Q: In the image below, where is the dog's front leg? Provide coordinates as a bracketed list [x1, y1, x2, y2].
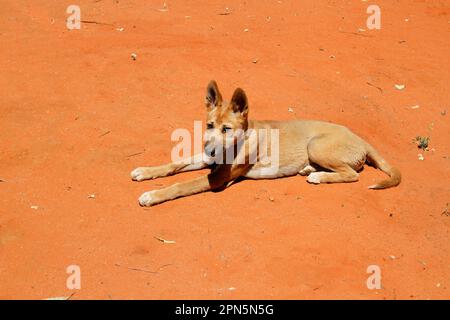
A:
[138, 175, 213, 207]
[131, 153, 209, 181]
[138, 164, 249, 207]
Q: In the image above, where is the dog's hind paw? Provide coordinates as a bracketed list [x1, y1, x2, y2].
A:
[299, 165, 317, 176]
[307, 172, 321, 184]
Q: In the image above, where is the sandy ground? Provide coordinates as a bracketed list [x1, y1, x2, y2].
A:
[0, 0, 449, 300]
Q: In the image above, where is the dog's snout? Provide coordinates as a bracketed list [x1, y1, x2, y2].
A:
[204, 142, 215, 157]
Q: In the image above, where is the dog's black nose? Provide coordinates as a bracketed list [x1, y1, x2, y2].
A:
[204, 142, 215, 157]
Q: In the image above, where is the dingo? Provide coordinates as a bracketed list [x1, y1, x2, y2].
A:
[131, 81, 401, 207]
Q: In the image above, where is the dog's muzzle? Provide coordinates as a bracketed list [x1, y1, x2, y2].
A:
[204, 142, 216, 157]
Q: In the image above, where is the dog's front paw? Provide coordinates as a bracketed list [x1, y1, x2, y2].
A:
[307, 172, 321, 184]
[131, 167, 154, 181]
[139, 191, 162, 207]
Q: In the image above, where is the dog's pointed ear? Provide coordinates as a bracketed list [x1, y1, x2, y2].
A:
[230, 88, 248, 115]
[205, 80, 223, 109]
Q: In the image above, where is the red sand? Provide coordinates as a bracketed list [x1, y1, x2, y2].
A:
[0, 0, 449, 299]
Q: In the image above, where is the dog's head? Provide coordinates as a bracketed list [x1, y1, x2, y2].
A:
[203, 80, 249, 158]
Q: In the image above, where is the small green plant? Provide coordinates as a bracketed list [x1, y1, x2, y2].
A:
[415, 136, 430, 150]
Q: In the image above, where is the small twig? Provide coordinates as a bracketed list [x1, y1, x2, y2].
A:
[99, 130, 111, 137]
[126, 151, 145, 158]
[66, 292, 76, 300]
[114, 263, 158, 274]
[81, 20, 114, 26]
[154, 236, 176, 244]
[339, 30, 374, 38]
[366, 82, 383, 93]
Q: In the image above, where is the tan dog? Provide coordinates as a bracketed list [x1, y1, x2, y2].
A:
[131, 81, 401, 207]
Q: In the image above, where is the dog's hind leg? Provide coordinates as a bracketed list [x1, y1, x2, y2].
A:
[131, 153, 209, 181]
[305, 135, 364, 185]
[306, 166, 359, 184]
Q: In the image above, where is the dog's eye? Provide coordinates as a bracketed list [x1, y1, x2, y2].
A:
[207, 123, 214, 129]
[222, 126, 232, 134]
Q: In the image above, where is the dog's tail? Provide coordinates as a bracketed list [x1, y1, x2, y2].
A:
[365, 143, 401, 190]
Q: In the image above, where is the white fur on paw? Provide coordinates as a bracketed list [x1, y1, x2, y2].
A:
[139, 191, 157, 207]
[131, 168, 149, 181]
[307, 172, 321, 184]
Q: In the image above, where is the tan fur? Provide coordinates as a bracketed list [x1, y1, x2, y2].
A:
[132, 81, 401, 207]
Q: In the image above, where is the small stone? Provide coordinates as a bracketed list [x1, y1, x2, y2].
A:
[30, 205, 39, 210]
[395, 84, 406, 90]
[131, 53, 137, 61]
[269, 197, 275, 202]
[418, 154, 424, 161]
[158, 2, 169, 12]
[88, 194, 96, 199]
